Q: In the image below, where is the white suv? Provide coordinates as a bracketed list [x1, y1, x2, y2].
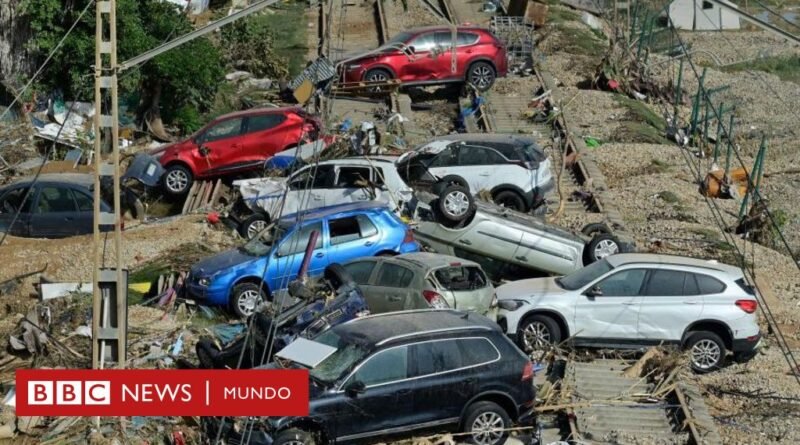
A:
[231, 157, 413, 239]
[396, 134, 554, 213]
[496, 253, 761, 372]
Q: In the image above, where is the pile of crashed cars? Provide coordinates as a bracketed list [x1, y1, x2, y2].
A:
[171, 134, 760, 444]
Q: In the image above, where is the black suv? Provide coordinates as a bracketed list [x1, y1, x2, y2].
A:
[207, 310, 536, 445]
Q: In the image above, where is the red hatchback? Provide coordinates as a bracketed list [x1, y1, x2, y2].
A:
[341, 25, 508, 91]
[152, 107, 320, 195]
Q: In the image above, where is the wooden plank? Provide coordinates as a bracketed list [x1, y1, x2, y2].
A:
[209, 179, 224, 207]
[181, 181, 200, 215]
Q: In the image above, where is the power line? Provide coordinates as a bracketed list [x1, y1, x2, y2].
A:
[749, 0, 800, 32]
[0, 0, 95, 122]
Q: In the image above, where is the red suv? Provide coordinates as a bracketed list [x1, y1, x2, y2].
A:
[152, 107, 320, 195]
[341, 25, 508, 91]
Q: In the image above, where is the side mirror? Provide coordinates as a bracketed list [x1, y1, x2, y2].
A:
[585, 286, 603, 298]
[407, 45, 416, 55]
[344, 380, 365, 397]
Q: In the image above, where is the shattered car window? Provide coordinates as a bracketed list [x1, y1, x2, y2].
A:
[0, 187, 33, 214]
[434, 266, 487, 291]
[557, 258, 613, 290]
[309, 330, 370, 384]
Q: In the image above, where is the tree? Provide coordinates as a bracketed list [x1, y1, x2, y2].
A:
[20, 0, 224, 133]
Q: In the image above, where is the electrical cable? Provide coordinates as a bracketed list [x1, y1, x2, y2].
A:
[0, 0, 95, 122]
[750, 0, 800, 32]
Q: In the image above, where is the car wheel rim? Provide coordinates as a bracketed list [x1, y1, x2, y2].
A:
[470, 66, 493, 89]
[522, 321, 551, 351]
[691, 339, 721, 369]
[367, 72, 388, 82]
[593, 239, 619, 259]
[237, 289, 263, 316]
[166, 170, 188, 192]
[471, 412, 504, 445]
[246, 220, 268, 239]
[444, 191, 470, 217]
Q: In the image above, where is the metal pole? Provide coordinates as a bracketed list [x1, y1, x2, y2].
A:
[110, 0, 126, 368]
[724, 113, 735, 178]
[91, 0, 103, 371]
[755, 136, 767, 196]
[713, 102, 724, 164]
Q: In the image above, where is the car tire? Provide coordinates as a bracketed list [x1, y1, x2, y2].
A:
[196, 337, 221, 369]
[432, 175, 470, 195]
[239, 213, 270, 240]
[467, 61, 497, 92]
[324, 263, 356, 289]
[364, 68, 393, 92]
[230, 282, 268, 318]
[517, 314, 562, 353]
[583, 233, 621, 264]
[273, 428, 316, 445]
[685, 331, 726, 373]
[163, 164, 193, 196]
[493, 190, 526, 212]
[438, 184, 475, 223]
[462, 401, 511, 445]
[581, 222, 612, 237]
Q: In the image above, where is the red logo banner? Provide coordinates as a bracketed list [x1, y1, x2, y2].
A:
[15, 369, 309, 417]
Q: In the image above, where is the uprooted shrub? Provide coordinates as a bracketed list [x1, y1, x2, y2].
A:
[221, 14, 289, 80]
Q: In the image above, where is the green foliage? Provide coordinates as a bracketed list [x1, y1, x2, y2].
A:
[221, 12, 290, 79]
[20, 0, 224, 130]
[722, 55, 800, 85]
[173, 104, 204, 134]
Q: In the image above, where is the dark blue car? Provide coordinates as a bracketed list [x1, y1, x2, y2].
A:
[187, 201, 420, 317]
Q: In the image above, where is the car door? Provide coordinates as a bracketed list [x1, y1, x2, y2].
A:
[195, 117, 246, 174]
[0, 185, 35, 236]
[454, 144, 505, 193]
[342, 258, 386, 310]
[401, 31, 439, 80]
[330, 165, 374, 205]
[451, 216, 524, 263]
[455, 31, 481, 77]
[285, 164, 335, 213]
[513, 227, 583, 274]
[573, 268, 648, 341]
[29, 185, 83, 238]
[70, 186, 99, 235]
[241, 113, 289, 162]
[268, 221, 327, 291]
[406, 338, 482, 425]
[433, 31, 459, 79]
[368, 261, 416, 311]
[333, 345, 416, 440]
[637, 269, 707, 341]
[326, 214, 382, 265]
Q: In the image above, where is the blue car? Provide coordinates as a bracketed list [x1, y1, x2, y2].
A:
[187, 201, 420, 317]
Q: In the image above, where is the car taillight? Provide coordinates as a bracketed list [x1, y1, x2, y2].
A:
[736, 299, 758, 314]
[403, 228, 415, 243]
[422, 290, 449, 309]
[521, 361, 534, 381]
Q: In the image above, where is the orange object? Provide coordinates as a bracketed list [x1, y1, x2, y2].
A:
[701, 167, 750, 198]
[207, 212, 220, 225]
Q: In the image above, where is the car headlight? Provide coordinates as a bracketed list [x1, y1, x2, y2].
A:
[498, 299, 525, 311]
[198, 277, 211, 286]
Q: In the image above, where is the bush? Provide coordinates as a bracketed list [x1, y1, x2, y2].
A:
[221, 14, 290, 79]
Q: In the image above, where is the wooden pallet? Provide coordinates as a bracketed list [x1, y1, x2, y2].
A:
[181, 179, 230, 215]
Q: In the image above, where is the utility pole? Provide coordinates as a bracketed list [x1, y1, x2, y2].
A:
[90, 0, 280, 370]
[92, 0, 127, 370]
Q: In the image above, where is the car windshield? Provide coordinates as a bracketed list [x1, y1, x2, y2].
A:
[241, 224, 286, 256]
[556, 258, 613, 290]
[308, 330, 371, 384]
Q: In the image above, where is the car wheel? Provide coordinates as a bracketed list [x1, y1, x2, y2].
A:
[195, 337, 221, 369]
[518, 314, 562, 353]
[462, 401, 511, 445]
[581, 222, 612, 237]
[437, 184, 475, 223]
[230, 282, 268, 318]
[493, 190, 526, 212]
[432, 175, 470, 195]
[467, 61, 497, 92]
[239, 213, 270, 240]
[364, 68, 393, 92]
[686, 331, 726, 373]
[273, 428, 316, 445]
[163, 164, 193, 196]
[583, 233, 621, 264]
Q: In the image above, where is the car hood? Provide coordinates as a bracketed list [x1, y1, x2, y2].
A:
[191, 248, 259, 277]
[234, 177, 289, 211]
[496, 277, 566, 300]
